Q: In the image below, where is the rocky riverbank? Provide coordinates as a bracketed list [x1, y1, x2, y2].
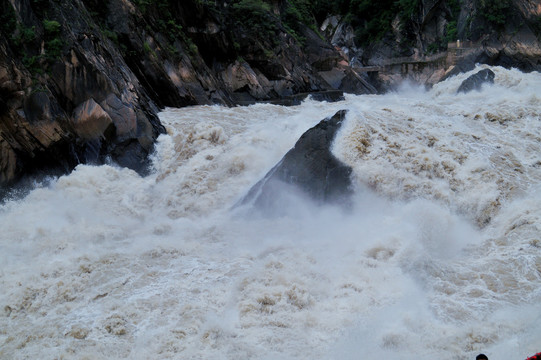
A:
[1, 0, 540, 193]
[0, 0, 377, 191]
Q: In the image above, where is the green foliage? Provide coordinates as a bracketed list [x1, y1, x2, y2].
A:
[281, 0, 325, 44]
[0, 1, 17, 36]
[425, 38, 446, 54]
[166, 44, 180, 57]
[165, 19, 184, 42]
[129, 0, 199, 58]
[0, 1, 41, 75]
[43, 19, 63, 61]
[448, 0, 461, 18]
[478, 0, 510, 28]
[445, 20, 458, 42]
[43, 19, 61, 35]
[396, 0, 419, 19]
[133, 0, 153, 13]
[143, 41, 152, 54]
[347, 0, 395, 45]
[232, 0, 271, 14]
[426, 41, 440, 54]
[282, 3, 307, 44]
[22, 53, 44, 75]
[12, 26, 37, 48]
[101, 28, 119, 44]
[45, 37, 63, 59]
[230, 0, 278, 46]
[312, 0, 348, 23]
[188, 42, 198, 55]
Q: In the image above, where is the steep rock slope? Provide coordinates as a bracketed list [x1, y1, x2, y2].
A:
[0, 0, 375, 191]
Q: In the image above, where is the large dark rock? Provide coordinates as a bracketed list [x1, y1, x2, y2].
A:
[456, 69, 495, 94]
[240, 110, 353, 211]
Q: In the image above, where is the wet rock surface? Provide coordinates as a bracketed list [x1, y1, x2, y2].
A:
[456, 69, 495, 94]
[240, 110, 353, 211]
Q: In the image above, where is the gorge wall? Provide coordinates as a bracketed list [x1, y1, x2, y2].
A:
[1, 0, 540, 193]
[0, 0, 374, 192]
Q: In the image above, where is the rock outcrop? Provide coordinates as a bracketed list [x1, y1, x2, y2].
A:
[0, 0, 166, 191]
[0, 0, 375, 192]
[240, 110, 353, 211]
[456, 68, 495, 93]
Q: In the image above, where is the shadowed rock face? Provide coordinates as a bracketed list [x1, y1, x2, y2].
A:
[240, 110, 353, 211]
[456, 69, 495, 94]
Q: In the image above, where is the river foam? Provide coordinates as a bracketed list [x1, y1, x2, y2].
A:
[1, 65, 540, 359]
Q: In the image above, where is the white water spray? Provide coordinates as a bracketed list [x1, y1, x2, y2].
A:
[1, 65, 540, 359]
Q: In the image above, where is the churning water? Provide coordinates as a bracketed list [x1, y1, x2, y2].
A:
[1, 65, 540, 359]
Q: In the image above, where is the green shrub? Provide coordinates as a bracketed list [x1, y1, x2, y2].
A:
[346, 0, 395, 45]
[102, 28, 119, 44]
[448, 0, 461, 18]
[22, 53, 44, 75]
[43, 19, 61, 34]
[45, 37, 63, 59]
[231, 0, 277, 38]
[13, 26, 36, 47]
[143, 41, 152, 53]
[188, 42, 198, 55]
[133, 0, 152, 13]
[232, 0, 271, 14]
[478, 0, 510, 28]
[445, 20, 458, 42]
[396, 0, 419, 19]
[43, 19, 63, 61]
[281, 0, 325, 44]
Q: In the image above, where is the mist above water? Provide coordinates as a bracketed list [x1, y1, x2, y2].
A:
[1, 66, 540, 359]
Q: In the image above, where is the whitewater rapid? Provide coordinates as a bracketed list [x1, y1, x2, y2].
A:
[1, 65, 540, 359]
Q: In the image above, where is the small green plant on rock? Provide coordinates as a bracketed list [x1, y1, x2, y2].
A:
[43, 19, 63, 61]
[445, 20, 458, 42]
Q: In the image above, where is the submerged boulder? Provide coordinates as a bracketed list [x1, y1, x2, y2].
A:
[457, 69, 495, 94]
[240, 110, 353, 211]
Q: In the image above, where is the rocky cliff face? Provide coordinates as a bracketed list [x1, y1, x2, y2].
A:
[0, 0, 374, 192]
[1, 0, 166, 191]
[3, 0, 539, 193]
[324, 0, 541, 87]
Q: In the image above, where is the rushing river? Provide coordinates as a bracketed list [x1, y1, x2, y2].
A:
[1, 65, 540, 359]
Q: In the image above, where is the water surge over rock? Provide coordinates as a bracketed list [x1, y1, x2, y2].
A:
[239, 110, 353, 211]
[1, 66, 540, 359]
